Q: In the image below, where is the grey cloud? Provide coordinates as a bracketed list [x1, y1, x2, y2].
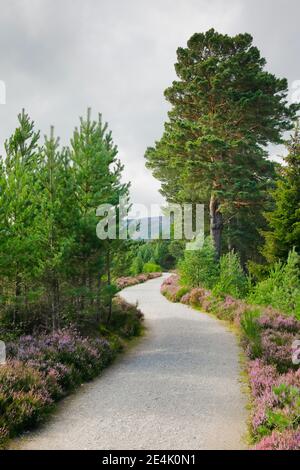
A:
[0, 0, 299, 209]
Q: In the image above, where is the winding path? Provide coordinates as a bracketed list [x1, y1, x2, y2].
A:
[15, 274, 247, 450]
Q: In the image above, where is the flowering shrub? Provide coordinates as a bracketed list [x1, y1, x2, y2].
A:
[216, 296, 250, 323]
[254, 429, 300, 450]
[189, 287, 211, 307]
[249, 359, 300, 448]
[258, 309, 300, 333]
[0, 299, 143, 448]
[160, 275, 181, 301]
[7, 329, 115, 393]
[0, 361, 52, 446]
[116, 272, 161, 290]
[260, 329, 298, 372]
[180, 292, 191, 304]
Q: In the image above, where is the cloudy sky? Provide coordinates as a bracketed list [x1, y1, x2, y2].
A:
[0, 0, 299, 212]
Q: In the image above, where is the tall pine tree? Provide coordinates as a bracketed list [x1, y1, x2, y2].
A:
[145, 29, 298, 258]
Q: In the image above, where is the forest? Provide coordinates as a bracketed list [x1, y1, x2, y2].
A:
[0, 29, 300, 450]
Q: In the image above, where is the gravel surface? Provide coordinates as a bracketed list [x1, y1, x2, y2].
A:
[15, 274, 247, 450]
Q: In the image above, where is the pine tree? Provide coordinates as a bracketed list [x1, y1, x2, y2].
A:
[0, 109, 130, 330]
[0, 159, 7, 300]
[37, 127, 78, 329]
[0, 110, 41, 322]
[262, 124, 300, 262]
[145, 29, 298, 258]
[70, 109, 129, 322]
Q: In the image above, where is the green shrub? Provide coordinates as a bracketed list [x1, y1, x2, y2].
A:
[240, 310, 262, 358]
[143, 262, 161, 273]
[248, 248, 300, 317]
[213, 251, 248, 298]
[179, 237, 219, 289]
[109, 298, 144, 338]
[139, 243, 155, 263]
[130, 254, 144, 275]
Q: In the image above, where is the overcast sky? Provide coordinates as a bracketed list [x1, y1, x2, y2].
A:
[0, 0, 299, 212]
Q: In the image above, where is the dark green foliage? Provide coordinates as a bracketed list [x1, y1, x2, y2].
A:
[145, 29, 298, 259]
[168, 240, 185, 262]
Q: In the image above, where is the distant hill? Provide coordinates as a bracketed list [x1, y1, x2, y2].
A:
[127, 216, 171, 240]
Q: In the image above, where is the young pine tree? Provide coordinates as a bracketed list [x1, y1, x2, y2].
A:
[37, 127, 78, 329]
[262, 124, 300, 263]
[0, 110, 41, 322]
[70, 109, 129, 323]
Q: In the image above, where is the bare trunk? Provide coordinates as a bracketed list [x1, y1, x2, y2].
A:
[55, 278, 60, 329]
[50, 273, 60, 331]
[14, 273, 21, 324]
[106, 246, 112, 325]
[227, 218, 232, 252]
[209, 194, 223, 259]
[96, 277, 101, 323]
[51, 294, 56, 332]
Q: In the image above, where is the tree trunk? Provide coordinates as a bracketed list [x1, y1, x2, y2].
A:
[106, 246, 112, 325]
[51, 293, 56, 332]
[96, 276, 101, 323]
[14, 273, 22, 324]
[50, 273, 60, 331]
[227, 218, 232, 252]
[209, 194, 223, 259]
[55, 278, 60, 328]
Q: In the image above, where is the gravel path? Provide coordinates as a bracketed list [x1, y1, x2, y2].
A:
[15, 274, 247, 450]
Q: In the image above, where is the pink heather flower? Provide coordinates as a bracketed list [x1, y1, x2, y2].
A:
[258, 310, 300, 332]
[254, 429, 300, 450]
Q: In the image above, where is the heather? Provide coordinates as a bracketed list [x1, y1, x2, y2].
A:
[161, 274, 300, 449]
[253, 429, 300, 450]
[0, 361, 53, 442]
[248, 360, 300, 448]
[0, 297, 144, 448]
[0, 330, 114, 447]
[115, 272, 161, 290]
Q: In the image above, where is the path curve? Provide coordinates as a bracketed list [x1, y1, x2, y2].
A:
[15, 274, 247, 450]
